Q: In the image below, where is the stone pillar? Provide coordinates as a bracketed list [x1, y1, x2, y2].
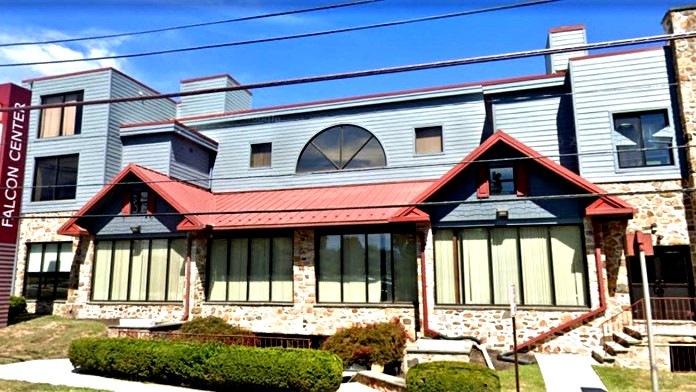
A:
[293, 228, 316, 331]
[663, 6, 696, 285]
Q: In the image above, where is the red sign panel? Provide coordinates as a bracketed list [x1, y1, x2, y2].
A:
[0, 83, 31, 327]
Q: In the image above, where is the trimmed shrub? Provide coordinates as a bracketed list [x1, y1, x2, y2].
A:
[9, 296, 27, 321]
[321, 318, 409, 367]
[69, 337, 342, 392]
[406, 361, 500, 392]
[179, 316, 254, 336]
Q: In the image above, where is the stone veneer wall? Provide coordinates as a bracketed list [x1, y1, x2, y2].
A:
[664, 6, 696, 288]
[423, 218, 630, 354]
[193, 229, 417, 337]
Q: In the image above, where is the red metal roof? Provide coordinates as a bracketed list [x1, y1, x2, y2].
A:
[195, 181, 433, 230]
[58, 165, 433, 235]
[394, 130, 633, 219]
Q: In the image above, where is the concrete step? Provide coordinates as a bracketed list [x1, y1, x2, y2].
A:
[613, 331, 642, 346]
[624, 325, 643, 340]
[591, 347, 615, 364]
[604, 341, 629, 356]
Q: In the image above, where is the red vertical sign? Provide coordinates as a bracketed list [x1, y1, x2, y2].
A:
[0, 84, 31, 327]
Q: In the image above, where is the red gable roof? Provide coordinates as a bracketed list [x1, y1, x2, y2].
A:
[394, 130, 633, 219]
[58, 165, 433, 235]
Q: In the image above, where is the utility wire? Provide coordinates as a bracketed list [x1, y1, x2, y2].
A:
[5, 30, 694, 113]
[13, 187, 694, 221]
[0, 0, 383, 48]
[0, 0, 558, 69]
[12, 143, 689, 193]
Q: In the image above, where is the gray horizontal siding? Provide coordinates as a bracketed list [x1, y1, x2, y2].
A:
[428, 165, 584, 225]
[122, 136, 171, 175]
[547, 29, 587, 73]
[108, 71, 177, 180]
[197, 94, 486, 192]
[178, 77, 251, 118]
[22, 71, 112, 213]
[492, 95, 564, 164]
[170, 136, 212, 188]
[570, 47, 682, 183]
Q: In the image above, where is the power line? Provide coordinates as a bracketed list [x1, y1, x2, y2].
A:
[0, 0, 382, 48]
[0, 0, 558, 69]
[5, 30, 694, 113]
[13, 187, 694, 221]
[11, 143, 689, 193]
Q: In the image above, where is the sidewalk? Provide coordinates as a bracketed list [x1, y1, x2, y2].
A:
[536, 353, 607, 392]
[0, 358, 376, 392]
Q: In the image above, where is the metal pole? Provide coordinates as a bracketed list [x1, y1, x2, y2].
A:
[639, 244, 659, 392]
[513, 315, 520, 392]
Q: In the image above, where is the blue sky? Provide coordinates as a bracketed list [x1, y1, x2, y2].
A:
[0, 0, 691, 108]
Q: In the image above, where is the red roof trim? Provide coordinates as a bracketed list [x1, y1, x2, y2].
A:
[180, 74, 252, 96]
[585, 198, 634, 217]
[125, 72, 564, 126]
[570, 46, 664, 62]
[23, 67, 176, 104]
[189, 220, 404, 232]
[57, 164, 207, 236]
[549, 24, 585, 33]
[394, 130, 632, 218]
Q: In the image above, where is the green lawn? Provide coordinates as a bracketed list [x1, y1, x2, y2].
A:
[0, 379, 108, 392]
[498, 364, 696, 391]
[0, 315, 107, 365]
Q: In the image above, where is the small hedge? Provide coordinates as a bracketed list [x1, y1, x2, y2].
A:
[321, 318, 408, 367]
[69, 337, 342, 392]
[179, 316, 254, 336]
[9, 296, 27, 321]
[406, 361, 500, 392]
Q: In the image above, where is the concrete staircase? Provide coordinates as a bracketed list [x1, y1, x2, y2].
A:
[591, 326, 643, 364]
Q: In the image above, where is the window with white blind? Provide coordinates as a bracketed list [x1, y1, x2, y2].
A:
[317, 232, 417, 304]
[39, 92, 83, 138]
[24, 242, 73, 301]
[92, 238, 186, 302]
[435, 225, 587, 307]
[207, 236, 293, 303]
[415, 126, 443, 155]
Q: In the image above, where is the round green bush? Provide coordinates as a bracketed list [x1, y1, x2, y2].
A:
[179, 316, 254, 336]
[9, 296, 27, 321]
[406, 361, 500, 392]
[321, 318, 408, 366]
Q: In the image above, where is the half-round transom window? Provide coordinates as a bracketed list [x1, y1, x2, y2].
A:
[297, 124, 386, 173]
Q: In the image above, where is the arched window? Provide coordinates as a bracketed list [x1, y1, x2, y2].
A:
[297, 124, 386, 173]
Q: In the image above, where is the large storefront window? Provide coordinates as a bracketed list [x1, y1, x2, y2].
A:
[435, 225, 587, 307]
[24, 242, 73, 301]
[207, 236, 293, 303]
[317, 232, 417, 304]
[92, 238, 186, 302]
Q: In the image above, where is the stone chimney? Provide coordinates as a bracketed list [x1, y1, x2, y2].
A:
[177, 74, 252, 118]
[545, 25, 588, 74]
[662, 5, 696, 282]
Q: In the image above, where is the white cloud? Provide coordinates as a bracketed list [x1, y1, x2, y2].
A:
[0, 29, 127, 85]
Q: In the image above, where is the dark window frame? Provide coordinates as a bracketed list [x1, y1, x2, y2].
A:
[23, 242, 72, 301]
[32, 154, 79, 202]
[433, 225, 589, 308]
[206, 233, 294, 303]
[612, 109, 674, 169]
[315, 228, 418, 305]
[250, 142, 272, 168]
[414, 125, 443, 155]
[38, 91, 84, 138]
[296, 124, 387, 173]
[90, 237, 186, 302]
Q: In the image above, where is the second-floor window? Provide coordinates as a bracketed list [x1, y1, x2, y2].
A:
[297, 124, 386, 173]
[613, 110, 673, 169]
[32, 154, 79, 202]
[250, 143, 272, 168]
[39, 92, 83, 138]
